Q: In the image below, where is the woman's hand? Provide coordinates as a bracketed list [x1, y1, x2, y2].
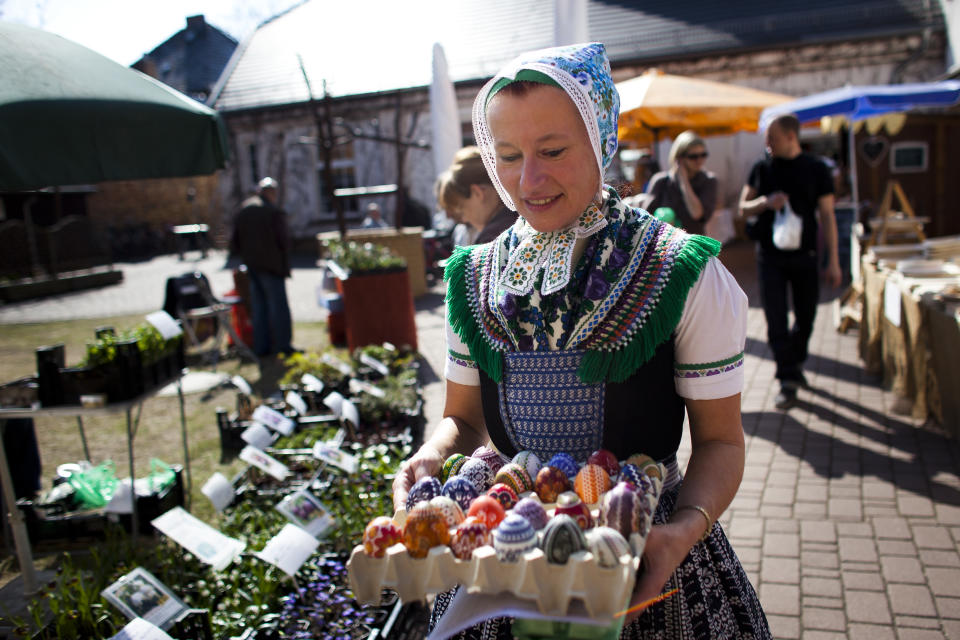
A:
[392, 444, 445, 512]
[624, 518, 702, 624]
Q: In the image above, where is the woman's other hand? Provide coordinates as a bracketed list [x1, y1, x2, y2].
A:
[392, 444, 444, 512]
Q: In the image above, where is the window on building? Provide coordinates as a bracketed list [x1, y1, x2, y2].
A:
[317, 141, 359, 215]
[248, 143, 259, 186]
[890, 141, 928, 173]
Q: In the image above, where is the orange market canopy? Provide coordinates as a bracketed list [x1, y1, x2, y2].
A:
[616, 69, 794, 147]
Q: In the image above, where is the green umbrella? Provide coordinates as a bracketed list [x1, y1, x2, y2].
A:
[0, 21, 229, 191]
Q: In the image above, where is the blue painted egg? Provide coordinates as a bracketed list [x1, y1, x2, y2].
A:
[493, 513, 537, 562]
[540, 514, 588, 564]
[441, 476, 480, 513]
[457, 457, 495, 492]
[405, 475, 442, 511]
[546, 453, 580, 481]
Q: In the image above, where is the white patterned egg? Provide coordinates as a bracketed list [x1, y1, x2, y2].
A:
[493, 513, 537, 563]
[457, 457, 495, 492]
[429, 495, 465, 529]
[511, 451, 542, 482]
[586, 526, 631, 568]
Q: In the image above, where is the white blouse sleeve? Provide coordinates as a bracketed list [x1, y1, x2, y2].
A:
[444, 306, 481, 386]
[673, 256, 748, 400]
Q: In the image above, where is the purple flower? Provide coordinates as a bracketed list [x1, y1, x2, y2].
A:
[618, 223, 632, 240]
[517, 335, 534, 351]
[498, 292, 517, 318]
[608, 247, 629, 269]
[585, 270, 610, 300]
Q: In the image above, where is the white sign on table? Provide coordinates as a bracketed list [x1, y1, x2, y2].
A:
[201, 472, 235, 512]
[151, 507, 245, 571]
[240, 445, 290, 481]
[252, 405, 295, 436]
[255, 523, 320, 576]
[145, 311, 183, 340]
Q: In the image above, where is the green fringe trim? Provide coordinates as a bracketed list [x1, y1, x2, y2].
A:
[444, 245, 504, 382]
[578, 233, 722, 384]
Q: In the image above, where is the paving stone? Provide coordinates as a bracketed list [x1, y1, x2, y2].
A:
[764, 614, 799, 639]
[919, 549, 960, 568]
[927, 567, 960, 597]
[759, 583, 800, 616]
[800, 631, 847, 640]
[802, 606, 846, 630]
[804, 595, 842, 609]
[801, 576, 842, 598]
[888, 584, 937, 617]
[761, 557, 799, 584]
[837, 522, 874, 537]
[847, 624, 897, 640]
[759, 504, 792, 518]
[864, 505, 902, 518]
[895, 615, 946, 629]
[796, 484, 828, 501]
[877, 539, 918, 556]
[839, 537, 879, 562]
[872, 516, 912, 539]
[845, 590, 892, 623]
[899, 496, 936, 517]
[912, 525, 956, 549]
[937, 504, 960, 525]
[801, 521, 837, 543]
[829, 497, 863, 520]
[795, 501, 828, 518]
[763, 532, 800, 557]
[895, 629, 946, 640]
[944, 619, 960, 640]
[803, 550, 840, 570]
[728, 518, 764, 540]
[862, 482, 896, 500]
[765, 518, 799, 533]
[880, 555, 926, 584]
[936, 596, 960, 619]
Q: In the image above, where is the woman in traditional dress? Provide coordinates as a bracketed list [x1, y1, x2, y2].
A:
[394, 42, 770, 639]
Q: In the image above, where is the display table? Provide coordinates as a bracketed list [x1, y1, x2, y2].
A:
[0, 378, 189, 594]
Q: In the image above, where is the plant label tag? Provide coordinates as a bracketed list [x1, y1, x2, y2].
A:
[231, 375, 253, 396]
[349, 378, 387, 398]
[301, 373, 324, 392]
[240, 445, 290, 481]
[151, 507, 245, 571]
[284, 390, 308, 415]
[323, 391, 345, 417]
[276, 489, 335, 538]
[241, 423, 275, 450]
[109, 617, 176, 640]
[341, 398, 359, 429]
[312, 441, 359, 474]
[201, 472, 235, 512]
[102, 567, 187, 630]
[145, 311, 183, 340]
[255, 523, 320, 577]
[359, 353, 390, 375]
[321, 353, 354, 376]
[252, 405, 295, 436]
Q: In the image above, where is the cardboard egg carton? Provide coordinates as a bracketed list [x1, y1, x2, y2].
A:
[348, 485, 661, 619]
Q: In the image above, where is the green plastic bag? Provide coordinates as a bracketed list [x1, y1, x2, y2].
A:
[147, 458, 176, 493]
[67, 461, 118, 509]
[653, 207, 677, 227]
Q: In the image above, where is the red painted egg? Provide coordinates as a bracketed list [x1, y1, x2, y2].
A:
[486, 482, 519, 510]
[573, 463, 611, 505]
[467, 495, 506, 530]
[554, 491, 593, 530]
[535, 466, 571, 503]
[362, 516, 402, 557]
[403, 502, 451, 558]
[587, 449, 620, 479]
[450, 516, 491, 560]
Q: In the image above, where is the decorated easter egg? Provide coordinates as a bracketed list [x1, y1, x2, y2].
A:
[493, 513, 537, 562]
[403, 502, 451, 558]
[601, 482, 645, 538]
[405, 476, 442, 511]
[511, 496, 549, 530]
[486, 483, 519, 510]
[586, 526, 631, 568]
[440, 453, 468, 484]
[546, 453, 580, 481]
[625, 453, 654, 469]
[587, 449, 620, 479]
[450, 516, 491, 560]
[554, 491, 593, 530]
[641, 460, 663, 481]
[457, 457, 495, 492]
[619, 463, 649, 492]
[535, 466, 572, 503]
[494, 463, 534, 496]
[362, 516, 402, 558]
[467, 495, 506, 530]
[472, 446, 507, 475]
[511, 451, 542, 481]
[430, 495, 465, 529]
[574, 463, 612, 505]
[541, 513, 588, 564]
[441, 476, 480, 513]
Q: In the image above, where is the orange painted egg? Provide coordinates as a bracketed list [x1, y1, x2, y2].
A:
[430, 495, 465, 529]
[362, 516, 402, 558]
[403, 502, 451, 558]
[450, 516, 491, 560]
[574, 463, 611, 504]
[466, 495, 506, 530]
[535, 466, 571, 503]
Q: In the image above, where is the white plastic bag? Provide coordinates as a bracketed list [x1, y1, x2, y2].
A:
[772, 200, 802, 250]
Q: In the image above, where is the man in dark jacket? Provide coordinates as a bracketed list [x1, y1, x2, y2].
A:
[230, 177, 294, 357]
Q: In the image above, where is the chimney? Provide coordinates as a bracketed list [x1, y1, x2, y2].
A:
[186, 15, 205, 32]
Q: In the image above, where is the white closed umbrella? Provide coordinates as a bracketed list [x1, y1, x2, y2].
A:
[429, 42, 461, 178]
[554, 0, 588, 45]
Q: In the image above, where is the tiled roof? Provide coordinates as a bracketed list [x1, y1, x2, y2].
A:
[211, 0, 943, 112]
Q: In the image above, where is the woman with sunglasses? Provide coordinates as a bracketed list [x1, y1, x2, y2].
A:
[641, 131, 717, 235]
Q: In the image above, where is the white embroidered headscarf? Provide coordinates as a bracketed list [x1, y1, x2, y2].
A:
[472, 43, 621, 297]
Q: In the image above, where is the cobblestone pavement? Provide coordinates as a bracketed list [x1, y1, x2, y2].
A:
[2, 243, 959, 638]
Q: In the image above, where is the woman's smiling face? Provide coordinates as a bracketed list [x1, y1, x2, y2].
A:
[486, 84, 600, 233]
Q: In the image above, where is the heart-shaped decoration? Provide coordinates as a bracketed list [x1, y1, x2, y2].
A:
[860, 136, 889, 167]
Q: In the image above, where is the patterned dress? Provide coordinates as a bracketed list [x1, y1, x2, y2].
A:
[434, 190, 771, 639]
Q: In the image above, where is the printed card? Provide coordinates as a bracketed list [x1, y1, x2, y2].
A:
[201, 472, 235, 512]
[101, 567, 187, 629]
[255, 523, 320, 577]
[240, 445, 290, 481]
[151, 507, 245, 571]
[275, 489, 335, 538]
[252, 405, 295, 436]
